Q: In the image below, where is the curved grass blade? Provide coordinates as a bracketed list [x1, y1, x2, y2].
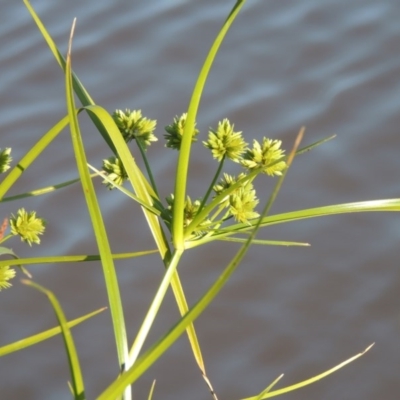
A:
[0, 249, 158, 269]
[97, 195, 267, 399]
[186, 236, 310, 249]
[173, 0, 246, 249]
[24, 0, 208, 378]
[23, 0, 117, 154]
[97, 230, 254, 399]
[295, 134, 336, 156]
[87, 164, 162, 216]
[147, 380, 156, 400]
[23, 0, 93, 106]
[65, 22, 129, 387]
[213, 198, 400, 238]
[0, 307, 106, 357]
[254, 374, 284, 400]
[96, 97, 303, 400]
[82, 105, 169, 260]
[1, 174, 95, 203]
[22, 279, 85, 399]
[82, 105, 205, 371]
[242, 344, 374, 399]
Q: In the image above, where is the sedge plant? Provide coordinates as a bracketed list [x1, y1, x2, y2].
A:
[0, 1, 399, 399]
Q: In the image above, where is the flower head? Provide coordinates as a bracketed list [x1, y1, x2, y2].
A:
[241, 138, 287, 176]
[0, 148, 12, 173]
[229, 186, 260, 224]
[112, 109, 157, 149]
[213, 172, 252, 207]
[10, 208, 46, 246]
[164, 113, 199, 150]
[203, 119, 247, 162]
[166, 194, 209, 237]
[0, 265, 16, 291]
[102, 156, 128, 189]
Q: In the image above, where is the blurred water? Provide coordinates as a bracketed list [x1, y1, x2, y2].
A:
[1, 1, 400, 399]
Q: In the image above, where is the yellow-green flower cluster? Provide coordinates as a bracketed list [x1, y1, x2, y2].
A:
[102, 156, 128, 189]
[213, 172, 248, 206]
[107, 106, 288, 233]
[0, 265, 16, 291]
[164, 113, 199, 150]
[10, 208, 46, 246]
[113, 109, 157, 149]
[214, 173, 259, 223]
[241, 138, 287, 176]
[229, 188, 259, 224]
[166, 194, 209, 237]
[0, 148, 12, 173]
[203, 119, 247, 162]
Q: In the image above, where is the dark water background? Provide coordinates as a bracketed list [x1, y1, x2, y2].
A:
[1, 1, 400, 399]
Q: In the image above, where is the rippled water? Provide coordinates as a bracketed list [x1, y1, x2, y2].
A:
[1, 1, 400, 399]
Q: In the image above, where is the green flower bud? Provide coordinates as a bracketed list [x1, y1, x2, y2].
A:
[102, 156, 128, 189]
[166, 194, 209, 237]
[241, 138, 287, 176]
[112, 109, 157, 149]
[0, 265, 16, 291]
[164, 113, 199, 150]
[0, 148, 12, 173]
[203, 119, 247, 162]
[229, 187, 260, 224]
[213, 172, 251, 207]
[10, 208, 46, 246]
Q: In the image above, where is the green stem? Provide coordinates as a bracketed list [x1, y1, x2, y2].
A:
[185, 168, 259, 239]
[128, 249, 184, 366]
[197, 155, 225, 214]
[136, 139, 159, 199]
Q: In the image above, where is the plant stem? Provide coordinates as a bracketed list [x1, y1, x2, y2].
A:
[198, 155, 225, 214]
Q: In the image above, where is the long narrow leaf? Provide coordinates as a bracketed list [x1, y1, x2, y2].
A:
[82, 105, 205, 371]
[1, 174, 96, 203]
[0, 250, 158, 269]
[185, 237, 310, 249]
[23, 0, 117, 154]
[65, 23, 129, 385]
[87, 164, 161, 216]
[96, 94, 303, 400]
[254, 374, 284, 400]
[295, 134, 336, 156]
[22, 279, 85, 399]
[242, 344, 374, 399]
[172, 0, 246, 248]
[83, 105, 167, 251]
[0, 307, 106, 357]
[24, 0, 207, 377]
[23, 0, 93, 106]
[97, 187, 269, 399]
[213, 199, 400, 238]
[97, 230, 255, 399]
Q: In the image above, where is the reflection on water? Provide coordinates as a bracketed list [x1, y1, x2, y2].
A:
[1, 0, 400, 399]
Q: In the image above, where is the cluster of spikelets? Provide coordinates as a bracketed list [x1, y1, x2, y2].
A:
[103, 110, 287, 236]
[0, 110, 286, 289]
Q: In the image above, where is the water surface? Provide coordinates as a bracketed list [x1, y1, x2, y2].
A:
[1, 1, 400, 399]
